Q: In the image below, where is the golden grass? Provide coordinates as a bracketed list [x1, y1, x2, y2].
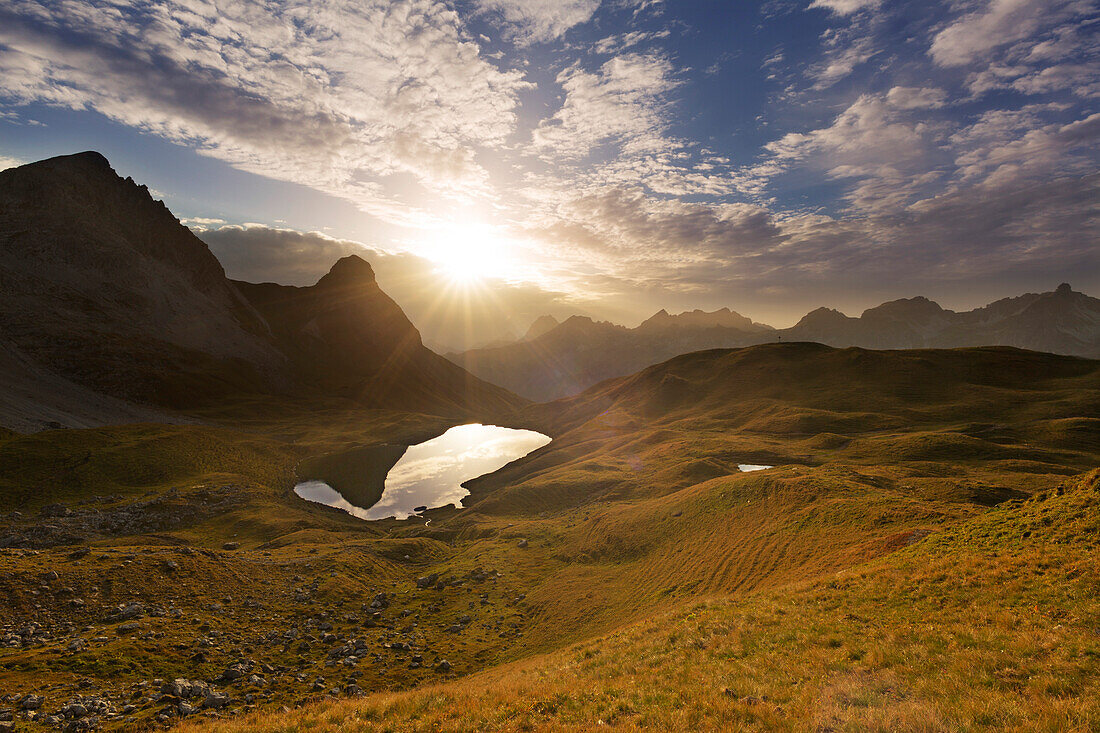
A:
[184, 471, 1100, 732]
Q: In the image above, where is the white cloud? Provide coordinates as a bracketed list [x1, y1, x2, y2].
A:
[886, 85, 949, 109]
[764, 95, 950, 212]
[0, 0, 532, 226]
[808, 0, 880, 15]
[532, 53, 680, 159]
[930, 0, 1088, 67]
[0, 155, 25, 171]
[473, 0, 601, 44]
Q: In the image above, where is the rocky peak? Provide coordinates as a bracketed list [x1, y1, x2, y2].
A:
[793, 307, 853, 329]
[638, 307, 757, 332]
[316, 255, 378, 289]
[861, 296, 948, 322]
[523, 315, 560, 341]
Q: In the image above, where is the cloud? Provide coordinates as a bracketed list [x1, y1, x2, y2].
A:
[520, 172, 1099, 312]
[532, 53, 680, 159]
[473, 0, 601, 43]
[592, 29, 670, 54]
[0, 155, 25, 171]
[886, 85, 949, 109]
[0, 0, 531, 225]
[764, 94, 951, 211]
[930, 0, 1091, 67]
[808, 0, 880, 15]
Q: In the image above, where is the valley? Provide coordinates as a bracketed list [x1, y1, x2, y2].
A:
[0, 153, 1097, 732]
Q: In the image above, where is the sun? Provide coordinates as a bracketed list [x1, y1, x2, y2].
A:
[424, 221, 518, 286]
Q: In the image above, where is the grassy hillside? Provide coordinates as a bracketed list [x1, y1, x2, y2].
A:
[186, 469, 1100, 732]
[1, 344, 1097, 730]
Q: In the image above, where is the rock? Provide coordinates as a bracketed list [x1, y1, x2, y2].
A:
[219, 661, 250, 682]
[222, 541, 240, 550]
[517, 539, 528, 548]
[435, 660, 452, 673]
[68, 548, 90, 560]
[67, 638, 87, 652]
[109, 602, 144, 621]
[40, 503, 72, 518]
[202, 691, 230, 710]
[162, 560, 179, 572]
[671, 510, 682, 517]
[20, 694, 43, 710]
[415, 573, 439, 589]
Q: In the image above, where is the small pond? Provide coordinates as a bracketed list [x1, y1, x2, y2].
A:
[294, 423, 551, 521]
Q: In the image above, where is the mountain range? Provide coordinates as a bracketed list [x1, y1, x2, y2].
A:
[0, 152, 519, 430]
[450, 286, 1100, 401]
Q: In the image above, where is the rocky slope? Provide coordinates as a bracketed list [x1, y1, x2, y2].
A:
[0, 152, 285, 410]
[233, 256, 520, 415]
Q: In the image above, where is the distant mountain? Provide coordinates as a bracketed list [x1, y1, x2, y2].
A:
[449, 308, 771, 402]
[0, 152, 521, 429]
[523, 315, 560, 341]
[786, 288, 1100, 356]
[452, 289, 1100, 401]
[637, 307, 770, 334]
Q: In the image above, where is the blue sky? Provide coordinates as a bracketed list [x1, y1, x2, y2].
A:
[0, 0, 1097, 348]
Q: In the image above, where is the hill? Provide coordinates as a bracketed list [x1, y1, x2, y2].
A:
[0, 343, 1096, 730]
[185, 467, 1100, 732]
[0, 152, 522, 428]
[450, 288, 1100, 401]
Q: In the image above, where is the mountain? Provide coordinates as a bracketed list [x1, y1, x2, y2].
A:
[523, 314, 560, 341]
[233, 256, 520, 414]
[636, 306, 768, 333]
[785, 287, 1100, 355]
[449, 308, 771, 401]
[0, 152, 521, 429]
[453, 289, 1100, 401]
[0, 151, 285, 411]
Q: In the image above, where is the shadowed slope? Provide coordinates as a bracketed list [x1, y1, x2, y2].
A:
[0, 152, 285, 408]
[233, 256, 524, 416]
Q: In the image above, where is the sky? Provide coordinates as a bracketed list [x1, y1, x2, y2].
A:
[0, 0, 1097, 350]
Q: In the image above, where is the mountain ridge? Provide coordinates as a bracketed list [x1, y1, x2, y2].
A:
[451, 287, 1100, 400]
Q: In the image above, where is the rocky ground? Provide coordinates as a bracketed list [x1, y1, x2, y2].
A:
[0, 506, 535, 731]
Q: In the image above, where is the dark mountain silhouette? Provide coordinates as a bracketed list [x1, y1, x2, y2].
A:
[452, 289, 1100, 401]
[233, 256, 519, 414]
[0, 152, 520, 429]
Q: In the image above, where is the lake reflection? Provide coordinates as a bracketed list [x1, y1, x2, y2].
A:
[295, 423, 551, 521]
